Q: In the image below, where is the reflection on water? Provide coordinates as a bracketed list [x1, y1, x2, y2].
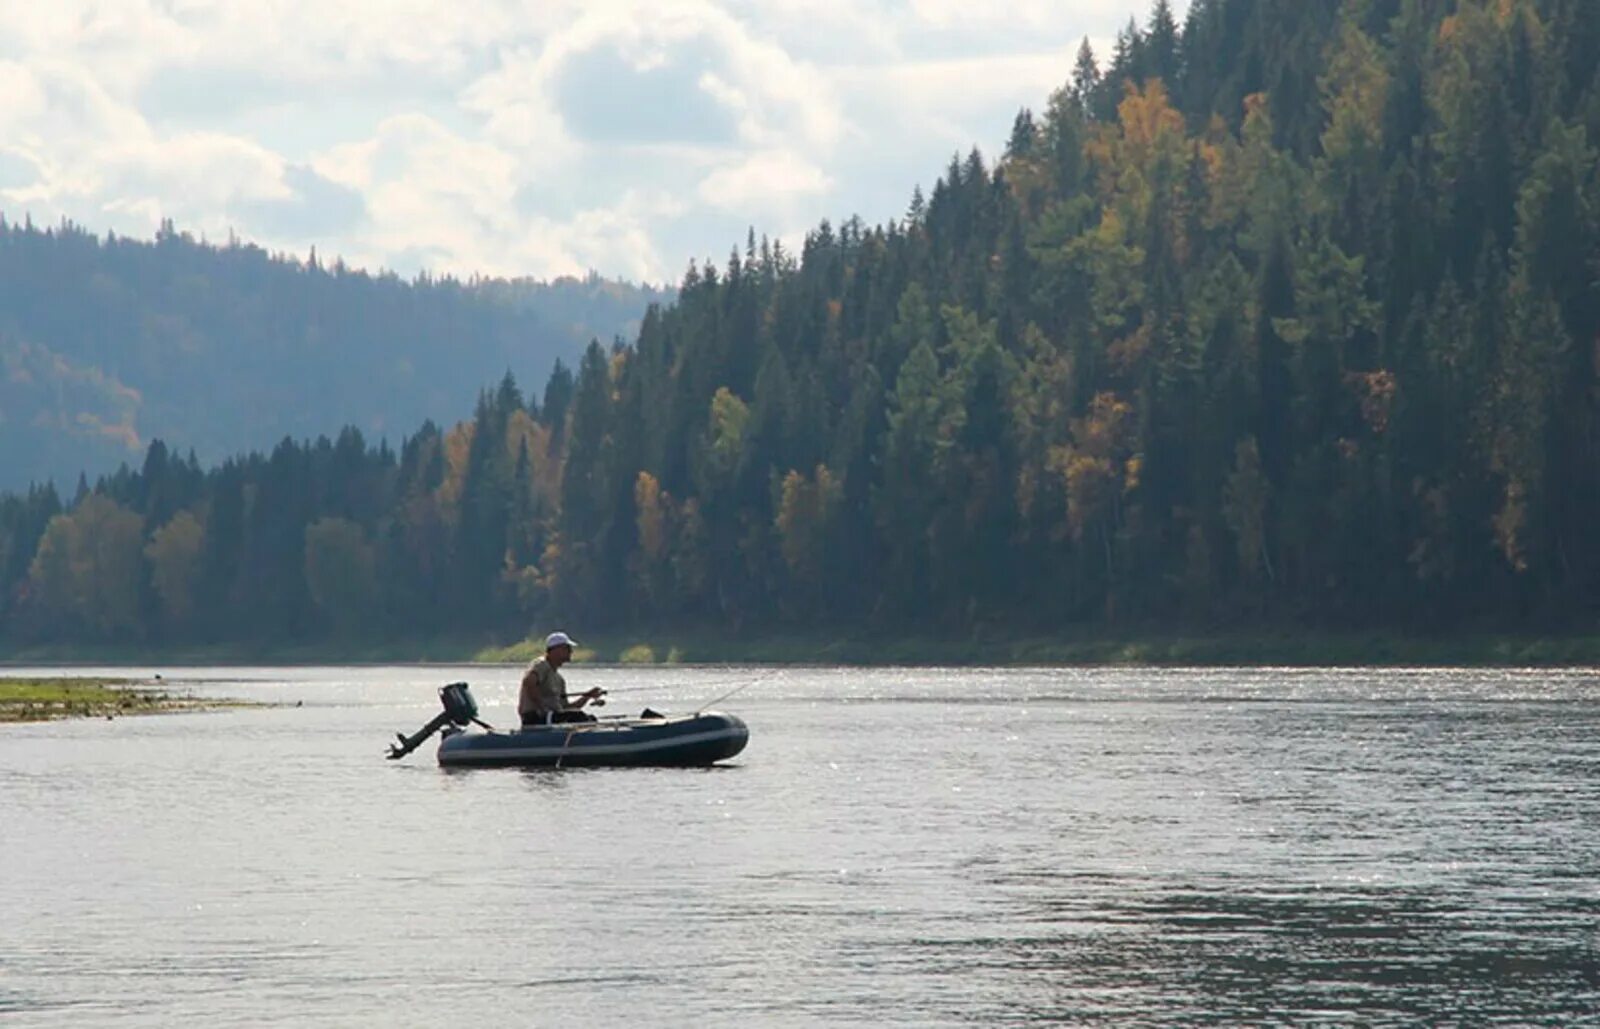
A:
[909, 881, 1600, 1023]
[1, 665, 1598, 1026]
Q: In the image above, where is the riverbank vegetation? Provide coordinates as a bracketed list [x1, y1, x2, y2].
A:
[11, 626, 1600, 668]
[2, 0, 1598, 657]
[0, 678, 225, 722]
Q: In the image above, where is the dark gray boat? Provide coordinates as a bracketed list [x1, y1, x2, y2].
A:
[437, 712, 748, 768]
[386, 683, 749, 768]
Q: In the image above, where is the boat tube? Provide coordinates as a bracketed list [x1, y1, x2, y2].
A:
[387, 683, 749, 768]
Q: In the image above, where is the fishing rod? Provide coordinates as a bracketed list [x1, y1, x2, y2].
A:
[693, 670, 778, 715]
[555, 670, 774, 716]
[538, 667, 779, 706]
[565, 671, 777, 694]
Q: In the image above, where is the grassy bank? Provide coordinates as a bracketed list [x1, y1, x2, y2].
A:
[0, 636, 502, 667]
[9, 628, 1600, 668]
[0, 678, 237, 722]
[474, 628, 1600, 667]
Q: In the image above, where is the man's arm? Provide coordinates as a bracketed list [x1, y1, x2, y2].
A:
[517, 667, 540, 717]
[563, 687, 605, 710]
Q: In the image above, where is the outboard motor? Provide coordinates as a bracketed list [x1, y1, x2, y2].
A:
[439, 682, 478, 724]
[387, 682, 491, 759]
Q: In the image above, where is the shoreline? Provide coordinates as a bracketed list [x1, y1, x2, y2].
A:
[0, 678, 249, 723]
[7, 628, 1600, 668]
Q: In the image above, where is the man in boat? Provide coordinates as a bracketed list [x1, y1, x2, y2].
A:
[518, 631, 606, 727]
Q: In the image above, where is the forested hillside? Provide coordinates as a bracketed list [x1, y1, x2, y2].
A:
[3, 0, 1598, 648]
[0, 219, 670, 490]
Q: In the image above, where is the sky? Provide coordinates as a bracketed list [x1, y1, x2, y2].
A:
[0, 1, 1187, 286]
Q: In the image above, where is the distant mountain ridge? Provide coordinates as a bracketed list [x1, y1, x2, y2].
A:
[0, 217, 671, 490]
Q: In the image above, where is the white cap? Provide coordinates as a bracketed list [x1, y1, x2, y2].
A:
[545, 631, 578, 650]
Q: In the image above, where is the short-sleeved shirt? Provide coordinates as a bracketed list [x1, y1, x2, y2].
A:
[518, 656, 567, 721]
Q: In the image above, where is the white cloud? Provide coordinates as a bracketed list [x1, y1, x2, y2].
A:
[315, 113, 521, 270]
[0, 61, 49, 132]
[829, 50, 1088, 154]
[462, 0, 844, 160]
[698, 150, 831, 211]
[0, 1, 1187, 282]
[911, 0, 1104, 32]
[557, 188, 685, 281]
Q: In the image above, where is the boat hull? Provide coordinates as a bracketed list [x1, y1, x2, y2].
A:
[436, 711, 749, 768]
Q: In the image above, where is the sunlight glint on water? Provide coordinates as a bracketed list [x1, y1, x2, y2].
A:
[2, 665, 1598, 1025]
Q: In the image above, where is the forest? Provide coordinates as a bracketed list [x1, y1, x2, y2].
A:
[0, 219, 668, 491]
[2, 0, 1597, 649]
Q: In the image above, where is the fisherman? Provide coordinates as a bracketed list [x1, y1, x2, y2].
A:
[518, 631, 605, 727]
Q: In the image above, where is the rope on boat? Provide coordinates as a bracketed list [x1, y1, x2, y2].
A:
[555, 726, 581, 769]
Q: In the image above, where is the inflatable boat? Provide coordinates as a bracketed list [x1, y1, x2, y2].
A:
[386, 683, 749, 768]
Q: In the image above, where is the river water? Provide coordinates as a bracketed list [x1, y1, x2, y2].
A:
[2, 665, 1598, 1025]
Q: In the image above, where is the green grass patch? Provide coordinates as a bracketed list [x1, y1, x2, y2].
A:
[619, 644, 658, 664]
[529, 627, 1600, 667]
[12, 627, 1600, 668]
[473, 639, 540, 664]
[0, 677, 239, 722]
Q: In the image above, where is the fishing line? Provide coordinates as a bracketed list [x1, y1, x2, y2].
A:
[564, 670, 780, 694]
[693, 670, 778, 715]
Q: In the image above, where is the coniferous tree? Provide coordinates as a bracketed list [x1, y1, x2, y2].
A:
[2, 0, 1597, 646]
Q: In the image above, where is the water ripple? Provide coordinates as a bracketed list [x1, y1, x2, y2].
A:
[4, 665, 1600, 1025]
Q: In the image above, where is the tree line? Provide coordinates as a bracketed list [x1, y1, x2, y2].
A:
[2, 0, 1597, 646]
[0, 216, 668, 491]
